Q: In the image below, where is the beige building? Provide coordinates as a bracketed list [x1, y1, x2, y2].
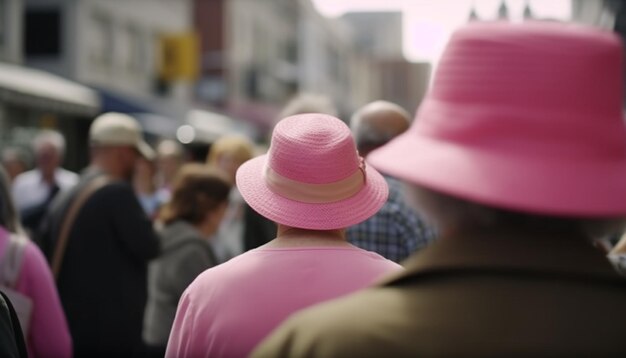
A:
[24, 0, 194, 121]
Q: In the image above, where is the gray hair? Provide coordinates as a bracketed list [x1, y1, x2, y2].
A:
[350, 101, 411, 152]
[33, 130, 66, 157]
[405, 184, 625, 241]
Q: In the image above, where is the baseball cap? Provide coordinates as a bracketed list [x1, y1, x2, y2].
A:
[89, 112, 155, 160]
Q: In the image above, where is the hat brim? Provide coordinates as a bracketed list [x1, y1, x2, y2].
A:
[369, 130, 626, 217]
[136, 140, 156, 161]
[236, 155, 389, 230]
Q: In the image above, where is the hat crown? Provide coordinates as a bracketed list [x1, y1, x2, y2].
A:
[90, 112, 141, 144]
[267, 114, 360, 184]
[369, 22, 626, 217]
[418, 22, 626, 160]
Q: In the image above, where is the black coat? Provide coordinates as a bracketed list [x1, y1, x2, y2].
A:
[39, 171, 159, 357]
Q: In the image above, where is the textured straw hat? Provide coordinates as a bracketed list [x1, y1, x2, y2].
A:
[236, 113, 388, 230]
[369, 22, 626, 217]
[90, 112, 155, 160]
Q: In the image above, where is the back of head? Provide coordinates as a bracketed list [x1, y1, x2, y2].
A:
[159, 164, 232, 226]
[350, 101, 411, 155]
[33, 130, 66, 159]
[279, 93, 338, 119]
[206, 134, 255, 180]
[2, 147, 31, 181]
[90, 112, 155, 161]
[235, 113, 389, 231]
[369, 22, 626, 231]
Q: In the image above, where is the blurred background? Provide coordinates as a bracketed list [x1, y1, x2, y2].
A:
[0, 0, 623, 171]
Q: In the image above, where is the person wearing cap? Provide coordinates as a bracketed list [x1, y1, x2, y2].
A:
[165, 114, 402, 358]
[38, 112, 159, 357]
[347, 100, 436, 262]
[252, 23, 626, 357]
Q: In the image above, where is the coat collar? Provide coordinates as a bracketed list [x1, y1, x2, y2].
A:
[382, 228, 620, 286]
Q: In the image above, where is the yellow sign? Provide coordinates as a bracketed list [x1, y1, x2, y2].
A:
[159, 32, 200, 82]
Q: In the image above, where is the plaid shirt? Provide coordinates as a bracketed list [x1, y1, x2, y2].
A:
[347, 176, 436, 263]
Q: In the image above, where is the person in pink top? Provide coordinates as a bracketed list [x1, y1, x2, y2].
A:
[0, 167, 71, 358]
[166, 113, 402, 358]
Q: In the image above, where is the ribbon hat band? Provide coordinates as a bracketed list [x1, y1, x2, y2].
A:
[264, 158, 367, 204]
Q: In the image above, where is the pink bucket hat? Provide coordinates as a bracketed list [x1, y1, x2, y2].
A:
[236, 113, 388, 230]
[369, 22, 626, 217]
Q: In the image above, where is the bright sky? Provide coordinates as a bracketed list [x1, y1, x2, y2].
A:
[313, 0, 572, 64]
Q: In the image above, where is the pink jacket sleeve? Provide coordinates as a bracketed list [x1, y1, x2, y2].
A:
[17, 241, 72, 358]
[165, 289, 199, 358]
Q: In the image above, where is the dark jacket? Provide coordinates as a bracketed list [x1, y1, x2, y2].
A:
[143, 220, 217, 349]
[39, 170, 159, 357]
[243, 204, 275, 251]
[253, 229, 626, 357]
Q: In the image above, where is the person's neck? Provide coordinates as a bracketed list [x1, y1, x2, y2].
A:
[264, 226, 351, 248]
[90, 161, 127, 181]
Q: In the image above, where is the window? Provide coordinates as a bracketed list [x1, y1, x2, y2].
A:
[24, 7, 62, 56]
[0, 0, 6, 48]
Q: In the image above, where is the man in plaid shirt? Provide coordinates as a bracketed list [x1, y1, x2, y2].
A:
[347, 101, 436, 262]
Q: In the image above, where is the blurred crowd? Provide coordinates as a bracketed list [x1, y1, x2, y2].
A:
[2, 20, 626, 358]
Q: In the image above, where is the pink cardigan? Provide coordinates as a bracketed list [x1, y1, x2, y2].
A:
[0, 226, 72, 358]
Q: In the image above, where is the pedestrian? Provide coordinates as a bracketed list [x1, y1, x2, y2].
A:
[0, 166, 71, 358]
[155, 139, 185, 203]
[1, 147, 30, 183]
[206, 134, 274, 262]
[12, 130, 78, 234]
[143, 164, 231, 356]
[166, 113, 402, 358]
[38, 112, 159, 357]
[252, 22, 626, 357]
[134, 155, 163, 219]
[348, 100, 436, 262]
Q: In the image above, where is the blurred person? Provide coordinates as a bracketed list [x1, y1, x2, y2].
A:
[1, 147, 30, 183]
[12, 131, 78, 233]
[348, 100, 436, 262]
[206, 134, 274, 262]
[166, 114, 401, 358]
[155, 139, 185, 203]
[143, 164, 231, 356]
[134, 156, 164, 219]
[0, 166, 72, 358]
[38, 112, 159, 357]
[252, 23, 626, 357]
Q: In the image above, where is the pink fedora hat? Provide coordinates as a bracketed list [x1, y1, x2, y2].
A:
[236, 113, 388, 230]
[369, 22, 626, 217]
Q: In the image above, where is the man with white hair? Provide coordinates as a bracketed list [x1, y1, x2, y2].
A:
[12, 130, 78, 231]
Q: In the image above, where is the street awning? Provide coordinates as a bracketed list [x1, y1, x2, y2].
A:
[0, 62, 100, 116]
